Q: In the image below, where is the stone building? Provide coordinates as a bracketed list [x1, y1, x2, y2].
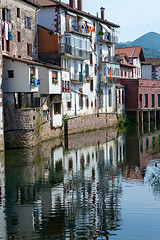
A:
[1, 0, 39, 59]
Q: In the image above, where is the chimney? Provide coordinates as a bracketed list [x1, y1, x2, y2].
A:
[69, 0, 75, 8]
[77, 0, 82, 11]
[100, 7, 105, 20]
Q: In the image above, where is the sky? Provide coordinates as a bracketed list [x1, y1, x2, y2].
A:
[62, 0, 160, 42]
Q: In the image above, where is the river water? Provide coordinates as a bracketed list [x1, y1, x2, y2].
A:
[1, 126, 160, 239]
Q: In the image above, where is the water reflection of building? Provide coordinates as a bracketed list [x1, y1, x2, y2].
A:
[121, 130, 160, 181]
[0, 152, 7, 239]
[5, 129, 125, 239]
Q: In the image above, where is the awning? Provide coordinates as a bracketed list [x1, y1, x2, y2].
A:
[68, 11, 77, 17]
[101, 23, 112, 33]
[81, 16, 92, 25]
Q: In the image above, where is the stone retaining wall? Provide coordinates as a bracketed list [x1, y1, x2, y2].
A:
[4, 108, 118, 148]
[67, 113, 117, 134]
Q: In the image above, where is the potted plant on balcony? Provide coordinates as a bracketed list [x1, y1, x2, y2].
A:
[52, 78, 58, 84]
[98, 31, 104, 35]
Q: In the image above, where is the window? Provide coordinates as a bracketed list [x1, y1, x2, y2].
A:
[8, 70, 14, 78]
[85, 64, 89, 78]
[27, 43, 32, 57]
[90, 79, 93, 92]
[54, 103, 61, 114]
[90, 53, 93, 65]
[2, 38, 4, 51]
[139, 94, 142, 108]
[94, 64, 97, 76]
[119, 89, 121, 104]
[52, 71, 58, 84]
[25, 16, 31, 29]
[67, 102, 71, 109]
[17, 7, 20, 18]
[79, 89, 83, 108]
[17, 31, 21, 42]
[6, 40, 10, 52]
[95, 98, 97, 107]
[91, 101, 93, 108]
[2, 8, 11, 22]
[122, 90, 125, 104]
[86, 98, 89, 108]
[109, 89, 112, 107]
[151, 94, 155, 107]
[158, 94, 160, 107]
[144, 94, 148, 107]
[30, 66, 35, 80]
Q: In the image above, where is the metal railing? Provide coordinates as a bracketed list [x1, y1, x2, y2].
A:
[100, 55, 120, 64]
[60, 43, 90, 59]
[100, 33, 118, 43]
[71, 73, 90, 83]
[100, 75, 120, 85]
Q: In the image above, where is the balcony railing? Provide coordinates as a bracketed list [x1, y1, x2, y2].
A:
[60, 43, 90, 59]
[99, 33, 118, 43]
[100, 55, 120, 64]
[100, 75, 120, 85]
[71, 73, 90, 83]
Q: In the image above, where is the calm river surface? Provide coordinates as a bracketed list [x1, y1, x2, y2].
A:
[1, 126, 160, 239]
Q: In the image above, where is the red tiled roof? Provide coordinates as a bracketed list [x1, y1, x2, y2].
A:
[115, 46, 145, 61]
[32, 0, 120, 28]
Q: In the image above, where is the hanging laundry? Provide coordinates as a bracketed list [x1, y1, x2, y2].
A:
[88, 26, 91, 32]
[8, 30, 12, 40]
[37, 79, 40, 85]
[33, 79, 38, 87]
[84, 24, 88, 32]
[91, 27, 95, 32]
[4, 21, 9, 40]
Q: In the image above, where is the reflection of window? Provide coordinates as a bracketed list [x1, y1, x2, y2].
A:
[80, 155, 84, 170]
[109, 89, 112, 107]
[145, 138, 149, 152]
[68, 158, 73, 170]
[52, 71, 58, 84]
[54, 103, 61, 114]
[87, 153, 90, 165]
[8, 70, 14, 78]
[109, 146, 113, 162]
